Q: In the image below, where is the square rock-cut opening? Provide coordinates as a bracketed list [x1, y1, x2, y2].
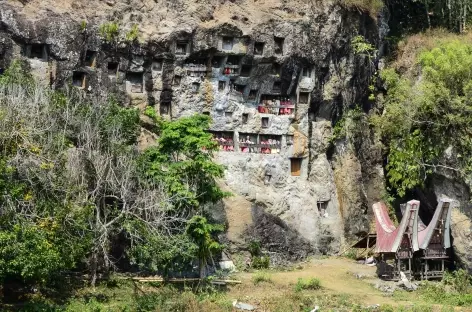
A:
[126, 72, 144, 93]
[254, 42, 265, 55]
[107, 62, 119, 76]
[72, 71, 86, 88]
[85, 50, 97, 68]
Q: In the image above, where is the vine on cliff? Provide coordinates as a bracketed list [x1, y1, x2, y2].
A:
[351, 35, 377, 101]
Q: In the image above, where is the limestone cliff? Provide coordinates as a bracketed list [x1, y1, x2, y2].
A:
[0, 0, 384, 259]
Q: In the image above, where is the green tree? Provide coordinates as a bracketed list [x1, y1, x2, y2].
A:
[375, 40, 472, 196]
[186, 216, 224, 279]
[141, 115, 230, 211]
[129, 233, 197, 277]
[0, 222, 66, 286]
[0, 62, 229, 298]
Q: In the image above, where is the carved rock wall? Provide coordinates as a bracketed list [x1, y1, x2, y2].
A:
[0, 0, 382, 258]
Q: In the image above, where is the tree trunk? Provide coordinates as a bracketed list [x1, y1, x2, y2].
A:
[425, 5, 431, 29]
[199, 259, 206, 279]
[447, 0, 452, 30]
[91, 205, 101, 287]
[90, 251, 98, 287]
[210, 252, 216, 269]
[462, 3, 467, 33]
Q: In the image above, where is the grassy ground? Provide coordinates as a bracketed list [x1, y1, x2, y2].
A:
[2, 257, 472, 311]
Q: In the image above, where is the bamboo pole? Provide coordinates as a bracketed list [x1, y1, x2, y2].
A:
[131, 277, 242, 284]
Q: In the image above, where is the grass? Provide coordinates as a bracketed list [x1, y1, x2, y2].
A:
[294, 277, 321, 292]
[0, 280, 464, 312]
[397, 270, 472, 308]
[343, 249, 359, 260]
[370, 304, 436, 312]
[3, 266, 472, 311]
[388, 271, 472, 310]
[252, 271, 273, 285]
[418, 281, 472, 307]
[1, 280, 234, 312]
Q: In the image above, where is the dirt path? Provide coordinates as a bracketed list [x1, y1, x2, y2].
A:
[228, 257, 407, 308]
[226, 257, 472, 311]
[269, 258, 395, 305]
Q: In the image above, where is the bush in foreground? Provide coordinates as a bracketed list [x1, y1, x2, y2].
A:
[294, 278, 321, 292]
[252, 272, 273, 285]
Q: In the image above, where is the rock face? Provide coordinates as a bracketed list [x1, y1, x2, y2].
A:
[428, 174, 472, 271]
[0, 0, 383, 258]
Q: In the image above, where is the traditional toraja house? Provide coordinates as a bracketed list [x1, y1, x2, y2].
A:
[349, 198, 454, 281]
[375, 198, 453, 280]
[374, 200, 419, 280]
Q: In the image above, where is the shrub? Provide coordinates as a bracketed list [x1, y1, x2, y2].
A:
[80, 20, 87, 32]
[419, 279, 472, 307]
[0, 223, 67, 286]
[251, 256, 270, 269]
[99, 22, 119, 42]
[125, 24, 140, 43]
[294, 278, 321, 292]
[443, 269, 472, 294]
[144, 106, 157, 119]
[252, 271, 273, 285]
[377, 41, 472, 196]
[248, 240, 262, 257]
[186, 216, 224, 279]
[343, 249, 358, 260]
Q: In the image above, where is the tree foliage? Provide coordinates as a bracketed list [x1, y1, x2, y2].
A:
[186, 216, 224, 278]
[375, 40, 472, 196]
[140, 115, 229, 211]
[0, 222, 66, 285]
[99, 22, 119, 43]
[422, 0, 469, 32]
[0, 62, 227, 295]
[389, 0, 472, 33]
[129, 234, 197, 276]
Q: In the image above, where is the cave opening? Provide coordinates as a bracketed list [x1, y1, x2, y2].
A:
[175, 41, 189, 55]
[24, 44, 49, 60]
[272, 81, 281, 93]
[107, 62, 119, 76]
[254, 42, 264, 55]
[242, 113, 248, 124]
[72, 71, 86, 88]
[126, 72, 144, 93]
[152, 59, 163, 72]
[84, 50, 97, 68]
[222, 37, 234, 50]
[240, 65, 252, 77]
[298, 92, 310, 104]
[211, 55, 224, 68]
[173, 75, 181, 86]
[274, 36, 284, 54]
[160, 102, 171, 116]
[248, 89, 258, 101]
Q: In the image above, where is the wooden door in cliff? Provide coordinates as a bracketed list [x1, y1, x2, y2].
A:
[290, 158, 301, 176]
